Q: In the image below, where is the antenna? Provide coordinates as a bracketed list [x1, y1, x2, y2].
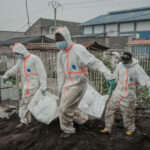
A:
[48, 1, 63, 30]
[25, 0, 31, 35]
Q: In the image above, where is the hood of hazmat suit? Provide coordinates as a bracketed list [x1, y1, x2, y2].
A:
[3, 43, 47, 96]
[111, 58, 150, 107]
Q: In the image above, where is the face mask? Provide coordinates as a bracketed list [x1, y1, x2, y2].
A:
[56, 41, 66, 50]
[123, 64, 131, 68]
[17, 55, 24, 60]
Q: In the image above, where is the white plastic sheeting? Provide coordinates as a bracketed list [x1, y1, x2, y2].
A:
[28, 84, 108, 124]
[28, 90, 59, 124]
[79, 84, 109, 118]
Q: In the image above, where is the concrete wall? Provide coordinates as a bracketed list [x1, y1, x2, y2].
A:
[72, 35, 133, 50]
[25, 18, 82, 37]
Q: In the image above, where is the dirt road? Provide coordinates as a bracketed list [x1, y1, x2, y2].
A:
[0, 105, 150, 150]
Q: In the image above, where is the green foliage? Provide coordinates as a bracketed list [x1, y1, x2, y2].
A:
[94, 53, 115, 72]
[137, 87, 148, 102]
[7, 77, 16, 85]
[91, 53, 114, 94]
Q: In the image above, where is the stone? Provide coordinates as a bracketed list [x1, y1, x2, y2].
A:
[0, 87, 19, 101]
[0, 60, 7, 72]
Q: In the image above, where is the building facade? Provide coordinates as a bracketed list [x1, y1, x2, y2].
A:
[25, 18, 82, 39]
[81, 6, 150, 39]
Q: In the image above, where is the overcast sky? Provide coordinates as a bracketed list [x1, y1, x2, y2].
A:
[1, 0, 150, 32]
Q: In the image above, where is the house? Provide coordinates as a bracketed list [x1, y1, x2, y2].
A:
[81, 6, 150, 39]
[128, 39, 150, 55]
[24, 18, 82, 39]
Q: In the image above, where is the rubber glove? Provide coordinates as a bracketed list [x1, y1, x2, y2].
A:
[107, 79, 116, 96]
[41, 89, 46, 96]
[108, 87, 113, 96]
[108, 79, 116, 90]
[2, 77, 6, 84]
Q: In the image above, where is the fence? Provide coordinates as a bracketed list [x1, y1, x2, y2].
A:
[13, 44, 150, 95]
[127, 45, 150, 76]
[28, 50, 107, 94]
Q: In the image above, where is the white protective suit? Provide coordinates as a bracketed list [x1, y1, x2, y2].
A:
[105, 58, 150, 132]
[56, 26, 114, 134]
[3, 43, 47, 124]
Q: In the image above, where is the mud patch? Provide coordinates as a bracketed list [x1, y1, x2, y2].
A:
[0, 106, 150, 150]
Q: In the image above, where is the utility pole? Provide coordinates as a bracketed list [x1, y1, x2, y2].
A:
[25, 0, 31, 36]
[48, 1, 63, 30]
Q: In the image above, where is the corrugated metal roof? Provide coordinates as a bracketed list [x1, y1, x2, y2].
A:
[82, 6, 150, 26]
[127, 39, 150, 45]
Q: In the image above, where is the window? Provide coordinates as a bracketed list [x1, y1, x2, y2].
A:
[84, 26, 92, 34]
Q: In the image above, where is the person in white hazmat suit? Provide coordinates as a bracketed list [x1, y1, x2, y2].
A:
[55, 26, 116, 139]
[100, 52, 150, 135]
[2, 43, 47, 128]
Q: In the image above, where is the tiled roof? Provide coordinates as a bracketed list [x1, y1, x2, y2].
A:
[128, 39, 150, 45]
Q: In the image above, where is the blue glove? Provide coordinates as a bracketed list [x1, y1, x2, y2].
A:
[107, 79, 116, 96]
[2, 77, 6, 84]
[41, 89, 46, 96]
